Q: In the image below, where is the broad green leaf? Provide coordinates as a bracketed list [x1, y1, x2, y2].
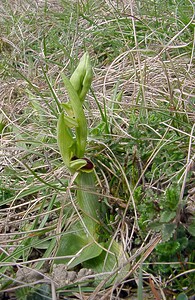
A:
[149, 221, 162, 231]
[55, 232, 102, 268]
[162, 223, 177, 242]
[160, 211, 176, 223]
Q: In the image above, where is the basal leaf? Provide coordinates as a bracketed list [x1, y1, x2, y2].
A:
[83, 239, 129, 287]
[55, 232, 102, 268]
[160, 211, 176, 223]
[162, 223, 177, 242]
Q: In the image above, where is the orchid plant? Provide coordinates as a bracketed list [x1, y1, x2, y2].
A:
[56, 53, 128, 286]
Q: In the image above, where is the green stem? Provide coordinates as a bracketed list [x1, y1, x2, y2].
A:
[76, 172, 101, 236]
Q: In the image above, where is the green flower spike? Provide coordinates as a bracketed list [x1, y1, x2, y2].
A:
[70, 52, 93, 103]
[57, 52, 93, 172]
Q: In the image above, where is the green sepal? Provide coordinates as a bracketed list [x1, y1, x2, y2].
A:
[57, 111, 75, 168]
[63, 114, 78, 128]
[61, 73, 87, 158]
[61, 102, 74, 117]
[80, 167, 94, 173]
[69, 158, 87, 171]
[70, 52, 93, 103]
